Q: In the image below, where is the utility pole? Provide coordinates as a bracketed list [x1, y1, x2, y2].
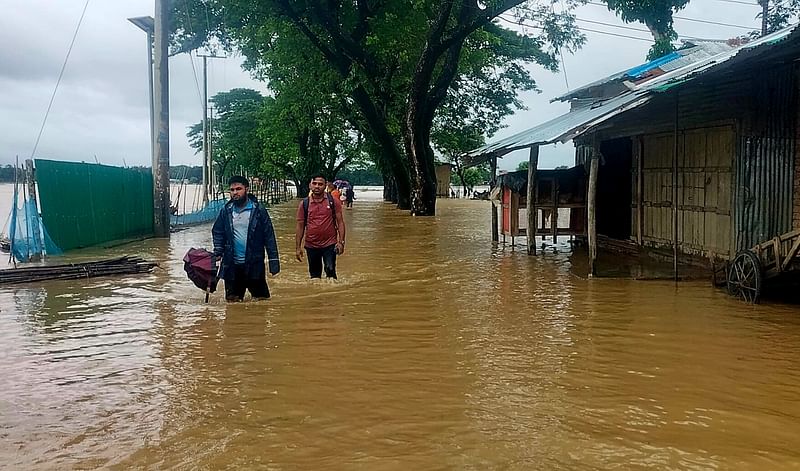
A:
[197, 53, 224, 205]
[153, 0, 171, 237]
[760, 0, 769, 37]
[209, 105, 215, 200]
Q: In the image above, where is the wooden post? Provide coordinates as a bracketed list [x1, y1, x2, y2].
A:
[588, 147, 599, 276]
[491, 155, 498, 243]
[527, 145, 539, 255]
[636, 136, 644, 246]
[673, 91, 679, 281]
[153, 0, 171, 237]
[552, 176, 558, 246]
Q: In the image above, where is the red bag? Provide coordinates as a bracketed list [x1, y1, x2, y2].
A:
[183, 248, 220, 297]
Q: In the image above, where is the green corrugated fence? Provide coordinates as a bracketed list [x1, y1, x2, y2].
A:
[35, 159, 154, 250]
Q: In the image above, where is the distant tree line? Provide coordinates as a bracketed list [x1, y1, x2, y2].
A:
[0, 165, 18, 183]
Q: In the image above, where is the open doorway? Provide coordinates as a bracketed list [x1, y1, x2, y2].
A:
[597, 137, 633, 240]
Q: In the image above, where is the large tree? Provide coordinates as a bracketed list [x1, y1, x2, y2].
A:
[174, 0, 582, 215]
[602, 0, 690, 60]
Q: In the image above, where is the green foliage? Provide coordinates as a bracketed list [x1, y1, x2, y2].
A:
[761, 0, 800, 34]
[517, 161, 529, 172]
[0, 165, 20, 183]
[602, 0, 690, 60]
[174, 0, 586, 213]
[336, 164, 384, 186]
[187, 88, 267, 179]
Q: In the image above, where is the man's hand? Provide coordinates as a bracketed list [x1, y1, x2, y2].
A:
[335, 241, 345, 255]
[295, 248, 304, 262]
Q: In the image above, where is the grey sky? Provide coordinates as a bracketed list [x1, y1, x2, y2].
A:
[0, 1, 764, 171]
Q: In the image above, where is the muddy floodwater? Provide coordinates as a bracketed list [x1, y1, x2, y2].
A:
[2, 193, 800, 469]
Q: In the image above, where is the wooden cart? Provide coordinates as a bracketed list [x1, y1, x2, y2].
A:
[726, 229, 800, 303]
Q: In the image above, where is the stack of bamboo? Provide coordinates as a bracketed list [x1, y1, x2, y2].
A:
[0, 256, 158, 285]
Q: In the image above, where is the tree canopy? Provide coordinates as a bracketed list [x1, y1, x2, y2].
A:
[174, 0, 583, 215]
[602, 0, 690, 60]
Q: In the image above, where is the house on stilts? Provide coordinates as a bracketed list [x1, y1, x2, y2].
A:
[466, 24, 800, 302]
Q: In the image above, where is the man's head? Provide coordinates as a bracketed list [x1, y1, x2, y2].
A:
[228, 176, 249, 204]
[309, 174, 326, 197]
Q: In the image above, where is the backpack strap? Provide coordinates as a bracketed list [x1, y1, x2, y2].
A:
[303, 197, 310, 228]
[327, 193, 338, 230]
[303, 194, 338, 230]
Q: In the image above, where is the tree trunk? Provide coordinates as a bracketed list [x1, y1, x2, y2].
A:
[404, 111, 438, 215]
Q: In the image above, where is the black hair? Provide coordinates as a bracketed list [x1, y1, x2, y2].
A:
[309, 174, 326, 182]
[228, 175, 249, 187]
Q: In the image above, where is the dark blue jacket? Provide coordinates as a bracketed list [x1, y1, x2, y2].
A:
[212, 194, 280, 280]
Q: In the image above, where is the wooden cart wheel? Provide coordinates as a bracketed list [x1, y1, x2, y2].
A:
[727, 250, 763, 304]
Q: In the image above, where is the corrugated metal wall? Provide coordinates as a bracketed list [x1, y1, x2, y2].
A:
[734, 64, 796, 251]
[35, 159, 154, 250]
[735, 137, 795, 250]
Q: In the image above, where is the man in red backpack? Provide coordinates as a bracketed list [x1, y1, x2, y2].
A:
[295, 174, 346, 279]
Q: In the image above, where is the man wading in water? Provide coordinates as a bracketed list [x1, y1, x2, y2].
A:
[212, 176, 280, 301]
[295, 175, 346, 279]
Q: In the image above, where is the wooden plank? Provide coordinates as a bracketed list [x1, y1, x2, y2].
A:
[773, 236, 783, 272]
[782, 236, 800, 271]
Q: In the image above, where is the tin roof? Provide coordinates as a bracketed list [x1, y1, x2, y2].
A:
[464, 24, 799, 166]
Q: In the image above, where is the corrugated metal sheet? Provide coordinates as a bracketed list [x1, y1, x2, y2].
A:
[733, 65, 797, 250]
[463, 93, 651, 165]
[736, 137, 795, 250]
[465, 24, 800, 167]
[555, 40, 735, 102]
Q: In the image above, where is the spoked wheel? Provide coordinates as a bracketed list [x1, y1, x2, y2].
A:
[727, 250, 763, 304]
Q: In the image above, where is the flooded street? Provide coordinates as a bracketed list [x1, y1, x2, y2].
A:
[3, 195, 800, 469]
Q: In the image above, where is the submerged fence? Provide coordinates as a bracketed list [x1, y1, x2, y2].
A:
[35, 159, 154, 251]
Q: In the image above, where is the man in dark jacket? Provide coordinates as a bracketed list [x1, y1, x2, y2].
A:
[212, 176, 280, 301]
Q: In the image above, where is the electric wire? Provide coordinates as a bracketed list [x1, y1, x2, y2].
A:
[31, 0, 91, 158]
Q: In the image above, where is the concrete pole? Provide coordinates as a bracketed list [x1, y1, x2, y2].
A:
[526, 145, 539, 255]
[209, 106, 215, 200]
[153, 0, 170, 237]
[201, 55, 209, 204]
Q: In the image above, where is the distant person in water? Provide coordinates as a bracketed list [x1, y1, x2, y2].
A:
[296, 175, 346, 279]
[212, 176, 280, 302]
[345, 186, 355, 209]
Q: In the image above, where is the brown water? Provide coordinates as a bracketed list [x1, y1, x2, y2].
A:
[2, 198, 800, 470]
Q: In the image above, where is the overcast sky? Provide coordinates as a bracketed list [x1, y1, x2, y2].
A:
[0, 0, 764, 172]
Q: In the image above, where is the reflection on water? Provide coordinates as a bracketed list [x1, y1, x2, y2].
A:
[2, 197, 800, 469]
